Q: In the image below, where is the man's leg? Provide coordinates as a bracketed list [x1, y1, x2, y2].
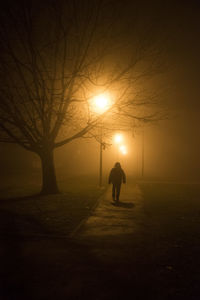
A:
[116, 184, 121, 202]
[112, 184, 116, 201]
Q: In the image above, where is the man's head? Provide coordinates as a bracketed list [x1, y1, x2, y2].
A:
[114, 162, 121, 168]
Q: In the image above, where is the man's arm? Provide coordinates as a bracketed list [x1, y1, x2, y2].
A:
[108, 169, 113, 184]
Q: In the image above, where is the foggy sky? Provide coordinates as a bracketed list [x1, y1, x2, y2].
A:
[1, 0, 200, 182]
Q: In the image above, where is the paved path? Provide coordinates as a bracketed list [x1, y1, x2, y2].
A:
[75, 183, 144, 240]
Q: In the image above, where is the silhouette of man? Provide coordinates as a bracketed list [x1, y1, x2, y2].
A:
[108, 162, 126, 203]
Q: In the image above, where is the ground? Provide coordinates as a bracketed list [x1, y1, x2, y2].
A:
[1, 178, 200, 299]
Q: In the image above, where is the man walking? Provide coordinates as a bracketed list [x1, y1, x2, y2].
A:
[108, 162, 126, 203]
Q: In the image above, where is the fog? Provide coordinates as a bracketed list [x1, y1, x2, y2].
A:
[1, 0, 200, 188]
[1, 107, 200, 189]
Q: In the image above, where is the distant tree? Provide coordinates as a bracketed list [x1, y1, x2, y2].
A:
[0, 0, 167, 194]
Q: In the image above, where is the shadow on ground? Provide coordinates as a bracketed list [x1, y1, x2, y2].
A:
[111, 201, 135, 208]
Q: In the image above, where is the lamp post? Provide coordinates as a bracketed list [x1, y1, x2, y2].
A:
[99, 125, 103, 187]
[141, 126, 144, 177]
[91, 93, 111, 187]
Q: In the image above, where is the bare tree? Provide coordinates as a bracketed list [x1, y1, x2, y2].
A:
[0, 0, 167, 194]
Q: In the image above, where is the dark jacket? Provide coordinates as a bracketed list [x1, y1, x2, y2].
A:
[108, 166, 126, 185]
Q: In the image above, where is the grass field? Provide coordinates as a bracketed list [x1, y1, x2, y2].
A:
[140, 181, 200, 243]
[0, 171, 105, 237]
[138, 182, 200, 299]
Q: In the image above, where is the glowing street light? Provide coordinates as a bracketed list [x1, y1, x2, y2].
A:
[114, 133, 123, 144]
[113, 133, 126, 159]
[119, 145, 127, 155]
[91, 93, 111, 114]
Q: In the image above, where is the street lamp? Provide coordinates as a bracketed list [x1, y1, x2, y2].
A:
[91, 92, 111, 187]
[119, 144, 127, 155]
[114, 133, 123, 144]
[91, 93, 111, 114]
[113, 133, 123, 160]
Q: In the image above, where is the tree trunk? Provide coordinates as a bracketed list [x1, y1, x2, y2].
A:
[39, 148, 59, 195]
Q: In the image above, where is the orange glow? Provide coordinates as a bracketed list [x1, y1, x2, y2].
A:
[114, 133, 123, 144]
[119, 145, 127, 155]
[90, 93, 112, 114]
